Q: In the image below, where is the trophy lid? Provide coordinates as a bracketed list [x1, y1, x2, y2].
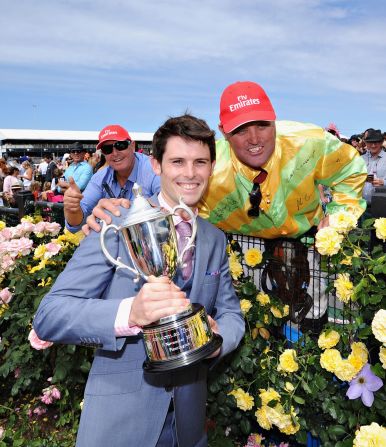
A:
[121, 183, 169, 226]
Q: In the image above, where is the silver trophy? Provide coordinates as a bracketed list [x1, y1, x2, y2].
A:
[100, 184, 222, 372]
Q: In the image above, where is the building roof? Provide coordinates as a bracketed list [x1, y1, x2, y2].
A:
[0, 128, 154, 142]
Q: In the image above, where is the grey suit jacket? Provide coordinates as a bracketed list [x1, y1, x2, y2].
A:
[33, 209, 244, 447]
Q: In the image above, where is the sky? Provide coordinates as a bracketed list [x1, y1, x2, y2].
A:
[0, 0, 386, 139]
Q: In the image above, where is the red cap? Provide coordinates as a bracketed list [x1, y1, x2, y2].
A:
[219, 81, 276, 133]
[96, 125, 132, 149]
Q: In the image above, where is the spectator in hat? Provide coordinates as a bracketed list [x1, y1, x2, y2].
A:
[361, 129, 386, 216]
[58, 142, 93, 193]
[63, 125, 160, 232]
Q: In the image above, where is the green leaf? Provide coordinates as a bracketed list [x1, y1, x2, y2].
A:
[371, 363, 386, 379]
[358, 326, 373, 338]
[293, 395, 305, 405]
[301, 380, 312, 394]
[315, 375, 328, 391]
[369, 294, 383, 305]
[329, 425, 347, 439]
[240, 418, 251, 435]
[240, 357, 254, 374]
[241, 282, 256, 296]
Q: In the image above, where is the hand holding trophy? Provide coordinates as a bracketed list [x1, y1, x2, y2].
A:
[100, 183, 222, 372]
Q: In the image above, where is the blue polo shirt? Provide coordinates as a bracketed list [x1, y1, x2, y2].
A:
[66, 152, 161, 233]
[64, 161, 93, 191]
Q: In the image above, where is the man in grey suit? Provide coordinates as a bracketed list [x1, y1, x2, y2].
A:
[33, 114, 245, 447]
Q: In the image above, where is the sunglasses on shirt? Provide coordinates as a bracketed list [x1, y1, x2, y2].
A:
[247, 182, 262, 217]
[101, 140, 132, 155]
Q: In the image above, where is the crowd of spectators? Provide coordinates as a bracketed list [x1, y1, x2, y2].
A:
[323, 124, 386, 218]
[1, 124, 385, 217]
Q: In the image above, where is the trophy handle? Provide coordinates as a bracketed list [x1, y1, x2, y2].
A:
[100, 220, 141, 282]
[171, 199, 197, 264]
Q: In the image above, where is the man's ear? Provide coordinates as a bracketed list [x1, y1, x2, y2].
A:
[218, 123, 226, 138]
[210, 160, 216, 175]
[150, 156, 162, 175]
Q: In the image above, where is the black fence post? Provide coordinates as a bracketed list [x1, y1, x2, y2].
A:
[15, 190, 34, 221]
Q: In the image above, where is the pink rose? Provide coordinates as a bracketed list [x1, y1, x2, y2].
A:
[51, 387, 61, 400]
[40, 393, 53, 405]
[28, 329, 53, 350]
[0, 287, 13, 304]
[40, 385, 61, 404]
[14, 367, 21, 378]
[0, 227, 13, 241]
[33, 406, 47, 416]
[7, 238, 33, 257]
[44, 222, 61, 235]
[45, 242, 61, 257]
[0, 255, 15, 274]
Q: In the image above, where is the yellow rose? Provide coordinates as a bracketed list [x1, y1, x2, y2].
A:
[259, 388, 280, 405]
[284, 382, 294, 392]
[353, 422, 386, 447]
[348, 342, 368, 371]
[0, 220, 5, 231]
[278, 349, 299, 373]
[33, 245, 47, 260]
[334, 273, 354, 303]
[256, 291, 270, 306]
[263, 314, 270, 324]
[244, 248, 263, 267]
[315, 227, 343, 256]
[229, 258, 243, 280]
[372, 309, 386, 344]
[318, 330, 340, 349]
[280, 413, 300, 435]
[320, 349, 342, 372]
[38, 277, 52, 288]
[21, 215, 36, 223]
[374, 218, 386, 242]
[270, 306, 284, 318]
[329, 210, 357, 234]
[282, 305, 289, 317]
[379, 346, 386, 369]
[228, 388, 254, 411]
[240, 299, 253, 315]
[341, 256, 352, 266]
[29, 259, 48, 273]
[255, 406, 272, 430]
[334, 359, 358, 381]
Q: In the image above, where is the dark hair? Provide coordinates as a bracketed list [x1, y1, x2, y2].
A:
[9, 166, 19, 175]
[45, 154, 53, 160]
[152, 114, 216, 163]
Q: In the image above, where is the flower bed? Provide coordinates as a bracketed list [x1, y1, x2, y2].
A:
[1, 214, 386, 446]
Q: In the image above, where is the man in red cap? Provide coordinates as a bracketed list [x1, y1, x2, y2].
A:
[64, 124, 160, 232]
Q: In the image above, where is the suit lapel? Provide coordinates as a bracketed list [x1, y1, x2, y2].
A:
[190, 219, 209, 304]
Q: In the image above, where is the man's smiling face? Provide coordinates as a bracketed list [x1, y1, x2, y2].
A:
[151, 136, 215, 209]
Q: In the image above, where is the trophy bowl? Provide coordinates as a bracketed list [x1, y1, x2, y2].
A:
[143, 304, 223, 372]
[101, 184, 223, 372]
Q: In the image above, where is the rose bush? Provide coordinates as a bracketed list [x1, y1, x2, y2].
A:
[207, 214, 386, 447]
[1, 211, 386, 446]
[0, 217, 93, 446]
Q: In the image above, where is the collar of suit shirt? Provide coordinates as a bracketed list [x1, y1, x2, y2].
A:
[157, 192, 198, 226]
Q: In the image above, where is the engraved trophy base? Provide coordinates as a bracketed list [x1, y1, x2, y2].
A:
[142, 304, 223, 373]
